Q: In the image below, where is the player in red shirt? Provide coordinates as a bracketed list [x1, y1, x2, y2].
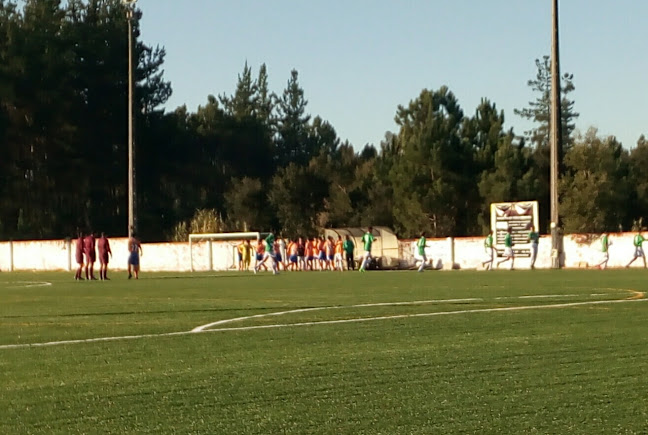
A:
[74, 232, 85, 280]
[83, 232, 97, 280]
[97, 232, 112, 280]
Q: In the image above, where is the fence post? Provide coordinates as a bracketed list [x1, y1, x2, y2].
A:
[447, 237, 455, 270]
[208, 240, 213, 271]
[66, 238, 72, 272]
[9, 239, 14, 272]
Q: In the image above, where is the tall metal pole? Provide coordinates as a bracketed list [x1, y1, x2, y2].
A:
[550, 0, 562, 268]
[126, 4, 137, 238]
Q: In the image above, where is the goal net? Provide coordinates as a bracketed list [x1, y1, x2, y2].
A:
[188, 232, 268, 272]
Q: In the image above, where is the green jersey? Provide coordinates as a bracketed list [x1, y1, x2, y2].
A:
[265, 234, 275, 253]
[362, 232, 375, 251]
[528, 231, 539, 244]
[634, 234, 644, 247]
[504, 233, 513, 248]
[601, 235, 609, 253]
[343, 239, 354, 255]
[484, 234, 493, 249]
[417, 236, 427, 256]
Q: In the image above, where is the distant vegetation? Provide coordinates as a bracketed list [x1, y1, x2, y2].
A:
[1, 1, 647, 240]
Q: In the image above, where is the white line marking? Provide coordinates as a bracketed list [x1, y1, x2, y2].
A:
[1, 297, 645, 350]
[1, 281, 52, 289]
[191, 298, 483, 332]
[519, 294, 578, 299]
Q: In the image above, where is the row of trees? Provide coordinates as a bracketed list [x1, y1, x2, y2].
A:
[1, 0, 647, 241]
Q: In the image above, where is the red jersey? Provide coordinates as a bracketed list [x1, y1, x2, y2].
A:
[97, 237, 111, 256]
[75, 237, 84, 256]
[83, 235, 95, 254]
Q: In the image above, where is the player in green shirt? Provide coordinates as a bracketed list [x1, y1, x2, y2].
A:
[527, 225, 539, 270]
[359, 227, 376, 272]
[481, 230, 494, 270]
[254, 233, 279, 275]
[593, 233, 611, 269]
[416, 232, 429, 272]
[496, 227, 514, 270]
[343, 235, 355, 270]
[626, 231, 646, 268]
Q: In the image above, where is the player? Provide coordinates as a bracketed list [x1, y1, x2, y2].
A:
[74, 232, 85, 280]
[297, 237, 306, 271]
[528, 225, 539, 270]
[127, 233, 143, 279]
[255, 240, 267, 271]
[237, 241, 245, 270]
[625, 230, 647, 268]
[481, 230, 494, 270]
[305, 238, 314, 271]
[496, 227, 514, 270]
[334, 236, 344, 271]
[359, 227, 376, 272]
[254, 233, 279, 275]
[287, 239, 299, 271]
[240, 240, 252, 271]
[83, 232, 97, 280]
[317, 237, 327, 271]
[592, 233, 611, 270]
[325, 236, 335, 271]
[343, 235, 355, 270]
[415, 232, 429, 272]
[97, 232, 112, 280]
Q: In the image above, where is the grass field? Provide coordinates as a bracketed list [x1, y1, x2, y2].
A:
[2, 269, 648, 434]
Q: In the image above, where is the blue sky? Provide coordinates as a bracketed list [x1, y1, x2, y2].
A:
[140, 0, 647, 150]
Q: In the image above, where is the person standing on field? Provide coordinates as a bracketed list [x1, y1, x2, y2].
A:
[481, 230, 494, 270]
[497, 227, 514, 270]
[254, 233, 279, 275]
[359, 227, 377, 272]
[83, 232, 97, 280]
[97, 232, 112, 280]
[416, 232, 429, 272]
[241, 240, 252, 271]
[343, 235, 355, 270]
[528, 225, 539, 269]
[237, 241, 245, 270]
[334, 236, 345, 271]
[626, 230, 647, 268]
[593, 233, 611, 270]
[74, 232, 85, 280]
[127, 233, 143, 279]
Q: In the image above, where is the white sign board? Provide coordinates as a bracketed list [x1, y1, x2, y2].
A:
[490, 201, 539, 258]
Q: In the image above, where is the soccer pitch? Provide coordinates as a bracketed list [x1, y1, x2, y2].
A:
[2, 270, 648, 434]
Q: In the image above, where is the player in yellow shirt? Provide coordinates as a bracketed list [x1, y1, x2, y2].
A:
[240, 240, 252, 271]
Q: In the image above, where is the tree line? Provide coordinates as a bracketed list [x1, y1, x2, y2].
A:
[1, 0, 647, 241]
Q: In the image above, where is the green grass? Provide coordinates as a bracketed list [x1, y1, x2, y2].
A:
[2, 270, 648, 434]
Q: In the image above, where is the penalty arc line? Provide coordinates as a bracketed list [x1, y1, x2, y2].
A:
[191, 298, 483, 332]
[0, 296, 646, 350]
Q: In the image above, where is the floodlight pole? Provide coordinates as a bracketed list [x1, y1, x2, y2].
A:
[550, 0, 562, 268]
[126, 0, 137, 238]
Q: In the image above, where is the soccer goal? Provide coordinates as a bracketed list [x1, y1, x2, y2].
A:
[188, 232, 268, 272]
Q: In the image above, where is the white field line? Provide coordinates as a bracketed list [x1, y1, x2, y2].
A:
[1, 281, 52, 289]
[0, 295, 645, 350]
[191, 298, 483, 332]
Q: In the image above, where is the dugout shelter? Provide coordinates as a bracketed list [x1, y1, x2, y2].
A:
[323, 227, 399, 269]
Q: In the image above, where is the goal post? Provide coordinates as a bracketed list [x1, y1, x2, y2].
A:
[188, 232, 269, 272]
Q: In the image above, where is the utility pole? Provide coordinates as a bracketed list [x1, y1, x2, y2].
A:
[124, 0, 138, 238]
[550, 0, 562, 268]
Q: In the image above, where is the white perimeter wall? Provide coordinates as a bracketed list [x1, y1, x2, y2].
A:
[0, 232, 642, 272]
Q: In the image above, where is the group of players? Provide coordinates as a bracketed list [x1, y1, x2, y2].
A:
[74, 232, 143, 280]
[238, 228, 378, 274]
[477, 227, 648, 270]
